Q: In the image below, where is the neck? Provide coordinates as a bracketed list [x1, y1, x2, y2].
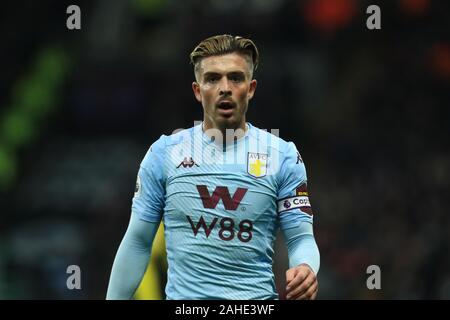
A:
[202, 120, 248, 146]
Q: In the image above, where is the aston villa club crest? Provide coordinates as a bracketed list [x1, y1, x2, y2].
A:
[247, 152, 268, 178]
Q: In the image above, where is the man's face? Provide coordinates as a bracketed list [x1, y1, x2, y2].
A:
[192, 52, 257, 131]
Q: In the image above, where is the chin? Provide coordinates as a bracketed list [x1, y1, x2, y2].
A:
[217, 117, 240, 129]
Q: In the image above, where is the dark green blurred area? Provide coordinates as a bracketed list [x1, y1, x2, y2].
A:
[0, 0, 449, 299]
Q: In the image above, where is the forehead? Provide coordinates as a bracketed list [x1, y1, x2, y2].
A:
[198, 52, 251, 74]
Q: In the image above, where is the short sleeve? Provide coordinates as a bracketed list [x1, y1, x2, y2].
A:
[131, 135, 166, 223]
[277, 142, 314, 229]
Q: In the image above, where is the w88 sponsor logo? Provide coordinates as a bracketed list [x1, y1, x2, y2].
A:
[186, 215, 253, 242]
[186, 185, 253, 242]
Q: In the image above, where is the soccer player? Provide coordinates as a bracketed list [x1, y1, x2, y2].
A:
[106, 35, 320, 300]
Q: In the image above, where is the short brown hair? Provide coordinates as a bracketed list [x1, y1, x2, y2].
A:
[190, 35, 259, 76]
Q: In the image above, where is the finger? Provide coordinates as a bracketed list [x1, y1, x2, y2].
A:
[311, 288, 318, 300]
[285, 268, 297, 284]
[286, 268, 310, 293]
[286, 273, 313, 298]
[296, 280, 318, 300]
[291, 282, 317, 301]
[286, 273, 316, 299]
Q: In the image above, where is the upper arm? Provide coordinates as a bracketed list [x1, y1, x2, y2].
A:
[132, 136, 167, 223]
[277, 142, 314, 230]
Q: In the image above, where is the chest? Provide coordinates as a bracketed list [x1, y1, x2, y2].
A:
[164, 162, 278, 219]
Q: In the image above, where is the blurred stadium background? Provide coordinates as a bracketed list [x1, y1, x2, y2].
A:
[0, 0, 449, 299]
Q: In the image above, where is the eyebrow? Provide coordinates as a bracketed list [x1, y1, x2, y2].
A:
[203, 71, 246, 78]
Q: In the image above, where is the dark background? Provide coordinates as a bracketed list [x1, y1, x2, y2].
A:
[0, 0, 449, 299]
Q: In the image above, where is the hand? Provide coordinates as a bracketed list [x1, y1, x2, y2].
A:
[285, 263, 318, 300]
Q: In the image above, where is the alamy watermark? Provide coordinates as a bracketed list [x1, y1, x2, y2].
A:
[165, 121, 282, 176]
[66, 5, 81, 30]
[366, 5, 381, 30]
[366, 264, 381, 290]
[66, 4, 380, 31]
[66, 265, 81, 290]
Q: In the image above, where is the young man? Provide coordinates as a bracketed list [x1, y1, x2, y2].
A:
[106, 35, 320, 300]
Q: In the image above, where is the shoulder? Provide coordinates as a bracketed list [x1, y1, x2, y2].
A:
[140, 125, 198, 169]
[150, 125, 198, 151]
[248, 123, 297, 156]
[165, 125, 197, 147]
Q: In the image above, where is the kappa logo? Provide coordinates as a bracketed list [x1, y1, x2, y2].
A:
[296, 151, 303, 164]
[177, 157, 199, 168]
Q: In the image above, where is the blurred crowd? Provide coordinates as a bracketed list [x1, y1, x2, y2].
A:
[0, 0, 449, 299]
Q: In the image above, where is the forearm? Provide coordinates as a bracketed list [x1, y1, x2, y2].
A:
[106, 213, 159, 299]
[284, 222, 320, 275]
[106, 236, 152, 299]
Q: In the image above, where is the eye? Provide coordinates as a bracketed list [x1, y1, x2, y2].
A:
[206, 75, 220, 83]
[229, 74, 244, 82]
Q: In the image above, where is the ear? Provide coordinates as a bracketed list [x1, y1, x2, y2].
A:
[192, 82, 202, 103]
[247, 79, 257, 100]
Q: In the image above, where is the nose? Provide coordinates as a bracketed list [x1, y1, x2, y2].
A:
[218, 78, 231, 96]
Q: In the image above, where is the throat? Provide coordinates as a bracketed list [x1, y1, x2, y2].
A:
[202, 122, 248, 147]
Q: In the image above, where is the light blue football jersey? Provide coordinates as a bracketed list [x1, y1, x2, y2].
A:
[132, 122, 314, 300]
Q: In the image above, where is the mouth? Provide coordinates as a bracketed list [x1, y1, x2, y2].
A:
[216, 100, 235, 115]
[217, 100, 235, 109]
